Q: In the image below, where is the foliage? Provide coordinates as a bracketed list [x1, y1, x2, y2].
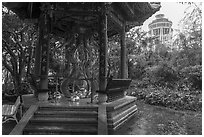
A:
[124, 3, 202, 113]
[179, 65, 202, 90]
[144, 61, 179, 89]
[126, 3, 202, 107]
[2, 6, 37, 95]
[179, 2, 202, 36]
[128, 85, 202, 112]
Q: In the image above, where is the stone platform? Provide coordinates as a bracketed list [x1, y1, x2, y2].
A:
[106, 96, 137, 134]
[21, 94, 137, 135]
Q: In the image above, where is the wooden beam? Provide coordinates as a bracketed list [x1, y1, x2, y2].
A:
[120, 22, 128, 79]
[99, 5, 108, 92]
[39, 13, 50, 79]
[122, 3, 135, 17]
[98, 3, 108, 104]
[37, 8, 51, 101]
[34, 31, 41, 76]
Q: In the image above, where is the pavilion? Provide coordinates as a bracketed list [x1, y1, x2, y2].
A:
[3, 2, 160, 135]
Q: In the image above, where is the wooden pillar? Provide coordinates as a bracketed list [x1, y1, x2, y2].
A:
[37, 11, 50, 101]
[34, 27, 41, 97]
[98, 3, 108, 103]
[120, 22, 128, 79]
[34, 42, 41, 77]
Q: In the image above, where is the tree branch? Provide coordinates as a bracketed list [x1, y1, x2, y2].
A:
[2, 38, 18, 61]
[3, 30, 23, 52]
[2, 58, 14, 76]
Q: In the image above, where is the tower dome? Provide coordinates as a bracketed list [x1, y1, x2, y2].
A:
[155, 14, 164, 18]
[148, 14, 173, 45]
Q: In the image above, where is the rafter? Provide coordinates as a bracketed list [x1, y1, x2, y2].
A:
[107, 11, 124, 33]
[121, 3, 135, 17]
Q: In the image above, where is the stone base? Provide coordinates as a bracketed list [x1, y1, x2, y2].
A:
[38, 92, 49, 101]
[98, 93, 107, 104]
[105, 96, 137, 134]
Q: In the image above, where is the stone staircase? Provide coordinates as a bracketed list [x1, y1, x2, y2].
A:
[23, 105, 98, 135]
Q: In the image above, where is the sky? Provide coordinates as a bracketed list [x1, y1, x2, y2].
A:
[141, 2, 190, 32]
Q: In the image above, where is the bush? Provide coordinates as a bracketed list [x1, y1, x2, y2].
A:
[179, 65, 202, 90]
[143, 62, 179, 89]
[128, 64, 202, 112]
[128, 85, 202, 112]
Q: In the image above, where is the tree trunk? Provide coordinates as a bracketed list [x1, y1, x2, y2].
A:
[13, 75, 21, 95]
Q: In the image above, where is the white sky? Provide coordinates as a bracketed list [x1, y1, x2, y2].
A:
[142, 2, 190, 32]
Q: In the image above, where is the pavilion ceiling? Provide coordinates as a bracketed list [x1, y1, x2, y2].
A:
[3, 2, 161, 38]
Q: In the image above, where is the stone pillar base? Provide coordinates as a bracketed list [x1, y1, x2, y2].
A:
[38, 92, 49, 101]
[98, 93, 107, 104]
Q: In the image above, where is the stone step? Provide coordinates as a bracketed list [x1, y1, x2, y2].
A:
[29, 117, 98, 125]
[38, 105, 98, 111]
[23, 124, 97, 135]
[34, 110, 98, 118]
[106, 96, 136, 112]
[24, 105, 99, 135]
[26, 122, 97, 128]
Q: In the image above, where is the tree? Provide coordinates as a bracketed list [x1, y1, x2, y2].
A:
[173, 2, 202, 69]
[173, 3, 202, 90]
[2, 6, 37, 95]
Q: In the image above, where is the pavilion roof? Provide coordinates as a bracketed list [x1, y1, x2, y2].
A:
[3, 2, 161, 37]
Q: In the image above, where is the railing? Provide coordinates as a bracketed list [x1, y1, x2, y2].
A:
[9, 105, 39, 135]
[60, 77, 97, 103]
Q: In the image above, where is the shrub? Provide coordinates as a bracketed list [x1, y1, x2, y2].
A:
[128, 85, 202, 112]
[143, 62, 179, 89]
[179, 65, 202, 90]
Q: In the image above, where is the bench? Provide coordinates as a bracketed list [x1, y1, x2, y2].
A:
[97, 78, 132, 102]
[2, 96, 21, 124]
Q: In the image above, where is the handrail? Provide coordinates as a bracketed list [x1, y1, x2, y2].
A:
[98, 104, 108, 135]
[9, 105, 39, 135]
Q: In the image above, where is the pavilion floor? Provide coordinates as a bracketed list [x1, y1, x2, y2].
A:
[22, 94, 98, 110]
